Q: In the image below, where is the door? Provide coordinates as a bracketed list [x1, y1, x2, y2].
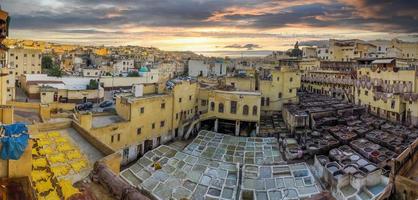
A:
[137, 144, 143, 158]
[144, 140, 153, 153]
[122, 148, 129, 164]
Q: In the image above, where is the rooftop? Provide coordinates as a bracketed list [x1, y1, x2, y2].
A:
[92, 115, 125, 128]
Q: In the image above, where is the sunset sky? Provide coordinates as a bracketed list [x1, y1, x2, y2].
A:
[2, 0, 418, 54]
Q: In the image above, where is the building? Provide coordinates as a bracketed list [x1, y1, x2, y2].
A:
[188, 59, 227, 77]
[5, 47, 42, 100]
[302, 61, 357, 102]
[113, 59, 134, 74]
[317, 47, 330, 60]
[329, 39, 376, 61]
[20, 74, 104, 103]
[302, 46, 318, 58]
[82, 68, 101, 77]
[391, 39, 418, 60]
[7, 47, 42, 77]
[354, 58, 418, 125]
[259, 65, 301, 114]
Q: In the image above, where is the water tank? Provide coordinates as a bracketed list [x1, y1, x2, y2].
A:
[132, 84, 144, 97]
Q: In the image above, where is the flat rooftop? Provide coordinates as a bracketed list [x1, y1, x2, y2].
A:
[92, 115, 125, 128]
[31, 127, 105, 199]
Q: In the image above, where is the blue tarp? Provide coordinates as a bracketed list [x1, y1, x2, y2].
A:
[0, 123, 29, 160]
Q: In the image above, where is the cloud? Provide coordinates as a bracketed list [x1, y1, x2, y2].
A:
[298, 40, 329, 47]
[1, 0, 418, 49]
[224, 43, 262, 50]
[3, 0, 417, 32]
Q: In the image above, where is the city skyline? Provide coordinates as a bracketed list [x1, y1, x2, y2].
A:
[3, 0, 418, 54]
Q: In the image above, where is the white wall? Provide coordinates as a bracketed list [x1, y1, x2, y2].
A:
[113, 59, 134, 74]
[188, 60, 209, 77]
[213, 62, 227, 76]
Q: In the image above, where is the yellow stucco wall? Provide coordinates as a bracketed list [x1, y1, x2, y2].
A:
[225, 77, 256, 91]
[207, 90, 260, 122]
[260, 68, 300, 112]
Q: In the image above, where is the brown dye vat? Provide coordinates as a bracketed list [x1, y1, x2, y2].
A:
[370, 151, 380, 157]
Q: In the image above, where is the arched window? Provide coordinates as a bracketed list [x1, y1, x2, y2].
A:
[210, 102, 215, 111]
[218, 103, 224, 113]
[252, 106, 258, 115]
[243, 105, 249, 115]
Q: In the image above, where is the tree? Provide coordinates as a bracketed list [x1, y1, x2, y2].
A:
[41, 55, 54, 70]
[87, 79, 99, 90]
[47, 66, 63, 77]
[127, 71, 140, 77]
[286, 41, 303, 58]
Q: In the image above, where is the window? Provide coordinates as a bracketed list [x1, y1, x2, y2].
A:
[364, 91, 368, 96]
[161, 103, 165, 109]
[210, 102, 215, 111]
[230, 101, 237, 114]
[261, 97, 265, 106]
[218, 103, 224, 113]
[243, 105, 249, 115]
[140, 107, 144, 114]
[24, 54, 27, 57]
[201, 100, 207, 106]
[278, 92, 282, 98]
[290, 77, 293, 82]
[111, 135, 114, 143]
[266, 98, 270, 106]
[252, 106, 258, 115]
[391, 101, 395, 109]
[160, 121, 165, 127]
[189, 95, 192, 100]
[277, 77, 280, 81]
[117, 134, 120, 141]
[179, 98, 182, 103]
[176, 113, 179, 120]
[137, 128, 142, 135]
[289, 89, 292, 93]
[152, 123, 155, 129]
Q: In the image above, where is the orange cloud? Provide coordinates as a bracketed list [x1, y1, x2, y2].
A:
[206, 0, 332, 22]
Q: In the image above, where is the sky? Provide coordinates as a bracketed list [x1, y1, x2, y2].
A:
[2, 0, 418, 55]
